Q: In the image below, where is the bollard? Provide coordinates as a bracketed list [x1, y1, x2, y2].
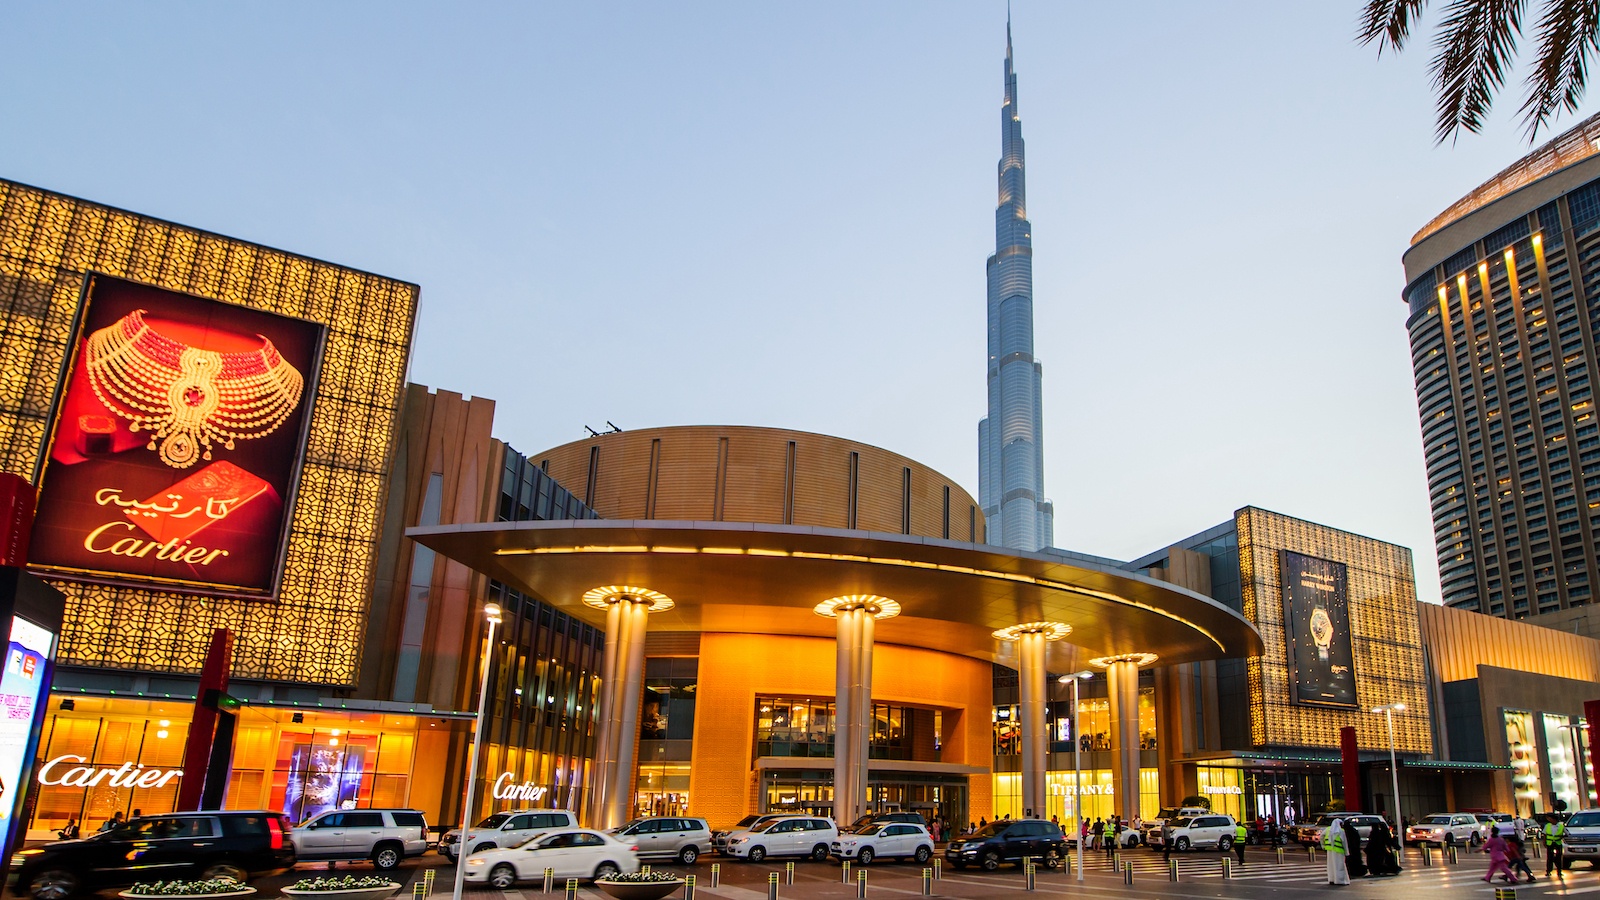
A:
[685, 874, 696, 900]
[1308, 844, 1316, 862]
[564, 878, 578, 900]
[423, 870, 436, 896]
[933, 857, 942, 880]
[1494, 887, 1518, 900]
[1112, 851, 1122, 871]
[1025, 862, 1037, 891]
[1221, 855, 1232, 879]
[1169, 859, 1180, 881]
[1122, 859, 1133, 885]
[543, 867, 554, 893]
[1531, 839, 1542, 859]
[1421, 843, 1432, 867]
[712, 863, 721, 887]
[857, 869, 868, 899]
[411, 885, 423, 900]
[921, 868, 933, 896]
[842, 860, 852, 883]
[768, 872, 779, 900]
[1447, 843, 1459, 865]
[641, 865, 651, 876]
[1276, 846, 1285, 865]
[785, 862, 795, 885]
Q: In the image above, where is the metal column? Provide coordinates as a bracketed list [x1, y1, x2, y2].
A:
[834, 606, 875, 827]
[1107, 659, 1142, 824]
[1018, 631, 1048, 818]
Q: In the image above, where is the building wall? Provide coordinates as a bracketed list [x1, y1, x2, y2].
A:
[534, 426, 984, 542]
[1418, 600, 1600, 682]
[0, 179, 418, 684]
[689, 633, 993, 830]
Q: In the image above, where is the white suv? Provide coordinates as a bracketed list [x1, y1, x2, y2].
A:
[442, 809, 578, 862]
[1152, 814, 1237, 851]
[1406, 813, 1483, 847]
[831, 821, 935, 865]
[1560, 810, 1600, 867]
[612, 817, 713, 864]
[296, 808, 429, 870]
[723, 816, 838, 862]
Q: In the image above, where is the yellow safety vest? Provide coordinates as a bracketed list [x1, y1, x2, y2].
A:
[1321, 828, 1346, 853]
[1546, 822, 1565, 847]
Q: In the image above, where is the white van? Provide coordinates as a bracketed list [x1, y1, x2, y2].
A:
[722, 816, 838, 862]
[1151, 814, 1237, 851]
[441, 809, 578, 862]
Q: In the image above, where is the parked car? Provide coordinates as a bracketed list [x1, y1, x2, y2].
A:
[1405, 813, 1484, 847]
[441, 809, 577, 862]
[1288, 814, 1385, 847]
[1560, 810, 1600, 868]
[610, 816, 712, 864]
[12, 810, 294, 900]
[295, 808, 429, 870]
[1142, 807, 1211, 846]
[721, 816, 838, 862]
[830, 821, 935, 865]
[462, 828, 640, 888]
[713, 814, 788, 853]
[944, 819, 1066, 871]
[1150, 814, 1237, 852]
[848, 812, 927, 830]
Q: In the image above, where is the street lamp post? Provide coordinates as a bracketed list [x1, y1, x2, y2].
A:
[1060, 670, 1093, 882]
[1373, 703, 1406, 858]
[452, 602, 502, 900]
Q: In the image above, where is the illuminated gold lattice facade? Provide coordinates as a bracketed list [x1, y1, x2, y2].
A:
[1237, 507, 1433, 753]
[0, 179, 417, 684]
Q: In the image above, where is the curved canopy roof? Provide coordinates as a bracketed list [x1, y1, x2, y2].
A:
[409, 520, 1263, 669]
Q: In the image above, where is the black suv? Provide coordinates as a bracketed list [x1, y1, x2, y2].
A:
[13, 810, 295, 899]
[945, 819, 1065, 871]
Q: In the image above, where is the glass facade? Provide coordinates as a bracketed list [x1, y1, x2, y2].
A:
[753, 696, 916, 761]
[1406, 174, 1600, 615]
[991, 769, 1159, 822]
[1505, 709, 1543, 814]
[994, 688, 1156, 756]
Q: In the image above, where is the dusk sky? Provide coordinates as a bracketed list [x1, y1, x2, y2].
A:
[3, 2, 1577, 603]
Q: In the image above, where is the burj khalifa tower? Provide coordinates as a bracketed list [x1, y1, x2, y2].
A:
[978, 21, 1053, 552]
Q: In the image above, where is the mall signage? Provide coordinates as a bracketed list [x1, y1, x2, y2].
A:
[36, 753, 183, 789]
[492, 772, 549, 802]
[1280, 550, 1358, 708]
[1200, 785, 1242, 795]
[28, 275, 324, 599]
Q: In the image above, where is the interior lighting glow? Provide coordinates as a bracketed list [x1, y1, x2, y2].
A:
[812, 594, 902, 619]
[991, 621, 1071, 642]
[580, 585, 675, 612]
[1088, 652, 1159, 668]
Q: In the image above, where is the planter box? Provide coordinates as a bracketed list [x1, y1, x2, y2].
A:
[120, 891, 256, 900]
[594, 879, 685, 900]
[281, 886, 401, 900]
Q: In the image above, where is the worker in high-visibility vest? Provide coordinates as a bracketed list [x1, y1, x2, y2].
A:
[1233, 820, 1248, 864]
[1544, 814, 1567, 878]
[1321, 818, 1350, 885]
[1103, 817, 1117, 857]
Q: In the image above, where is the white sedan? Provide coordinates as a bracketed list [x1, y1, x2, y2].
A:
[463, 828, 641, 888]
[831, 822, 935, 865]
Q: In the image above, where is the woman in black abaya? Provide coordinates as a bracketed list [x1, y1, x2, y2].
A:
[1367, 820, 1402, 876]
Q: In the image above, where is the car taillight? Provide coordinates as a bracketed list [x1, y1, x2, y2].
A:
[268, 816, 286, 850]
[630, 845, 639, 852]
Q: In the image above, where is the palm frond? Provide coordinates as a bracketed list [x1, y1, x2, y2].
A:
[1519, 0, 1600, 139]
[1429, 0, 1530, 141]
[1359, 0, 1432, 51]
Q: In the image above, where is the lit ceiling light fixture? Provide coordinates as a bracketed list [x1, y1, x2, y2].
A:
[991, 621, 1071, 642]
[812, 595, 902, 619]
[1087, 652, 1159, 668]
[580, 585, 675, 612]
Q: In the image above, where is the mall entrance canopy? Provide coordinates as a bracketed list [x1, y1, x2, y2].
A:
[410, 519, 1263, 825]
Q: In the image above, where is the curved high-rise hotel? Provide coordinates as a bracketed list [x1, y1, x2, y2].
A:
[979, 23, 1053, 552]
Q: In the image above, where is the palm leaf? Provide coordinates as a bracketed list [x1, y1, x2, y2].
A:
[1359, 0, 1432, 51]
[1429, 0, 1530, 141]
[1519, 0, 1600, 138]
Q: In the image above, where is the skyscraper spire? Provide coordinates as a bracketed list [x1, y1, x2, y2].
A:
[979, 19, 1052, 552]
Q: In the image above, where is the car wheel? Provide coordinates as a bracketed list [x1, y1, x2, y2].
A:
[1042, 850, 1061, 870]
[1219, 836, 1233, 852]
[474, 842, 495, 854]
[28, 870, 78, 900]
[1174, 837, 1191, 852]
[593, 861, 621, 882]
[489, 864, 517, 890]
[748, 846, 767, 863]
[200, 862, 247, 883]
[811, 844, 829, 862]
[981, 850, 1001, 871]
[914, 845, 931, 864]
[679, 846, 699, 865]
[1470, 832, 1482, 847]
[858, 847, 875, 865]
[1444, 834, 1456, 847]
[372, 843, 402, 870]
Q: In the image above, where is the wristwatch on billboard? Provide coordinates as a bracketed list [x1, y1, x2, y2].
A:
[1309, 607, 1334, 661]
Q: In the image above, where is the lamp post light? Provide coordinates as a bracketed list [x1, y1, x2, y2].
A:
[452, 602, 503, 900]
[1372, 702, 1406, 857]
[1060, 670, 1094, 881]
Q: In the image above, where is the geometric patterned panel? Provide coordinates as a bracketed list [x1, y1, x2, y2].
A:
[1237, 507, 1434, 754]
[0, 180, 417, 685]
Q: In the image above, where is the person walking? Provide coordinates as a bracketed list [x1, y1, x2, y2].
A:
[1508, 830, 1535, 882]
[1342, 819, 1367, 878]
[1544, 813, 1567, 878]
[1366, 820, 1401, 876]
[1162, 819, 1174, 862]
[1482, 830, 1518, 884]
[1233, 819, 1248, 864]
[1321, 817, 1350, 886]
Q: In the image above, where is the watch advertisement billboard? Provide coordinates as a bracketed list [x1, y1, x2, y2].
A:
[28, 275, 324, 598]
[0, 616, 54, 861]
[1280, 550, 1357, 708]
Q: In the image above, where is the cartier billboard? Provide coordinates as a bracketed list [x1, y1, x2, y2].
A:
[28, 275, 324, 598]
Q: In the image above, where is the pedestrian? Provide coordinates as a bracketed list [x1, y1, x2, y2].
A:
[930, 819, 941, 843]
[1051, 814, 1059, 828]
[1103, 817, 1116, 857]
[1508, 831, 1535, 882]
[98, 811, 124, 833]
[1366, 820, 1402, 876]
[1342, 819, 1366, 877]
[1089, 817, 1102, 850]
[1544, 813, 1567, 878]
[1321, 817, 1350, 886]
[1482, 831, 1517, 884]
[1233, 819, 1247, 864]
[979, 816, 987, 831]
[1162, 818, 1173, 862]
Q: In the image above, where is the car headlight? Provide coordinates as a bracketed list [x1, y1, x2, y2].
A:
[728, 838, 745, 844]
[467, 857, 486, 865]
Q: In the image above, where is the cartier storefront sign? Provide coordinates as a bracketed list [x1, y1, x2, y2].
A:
[28, 276, 324, 598]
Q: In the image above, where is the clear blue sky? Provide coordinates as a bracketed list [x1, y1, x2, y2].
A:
[2, 2, 1572, 602]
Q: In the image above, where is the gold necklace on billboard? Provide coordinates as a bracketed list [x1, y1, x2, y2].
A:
[83, 309, 305, 469]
